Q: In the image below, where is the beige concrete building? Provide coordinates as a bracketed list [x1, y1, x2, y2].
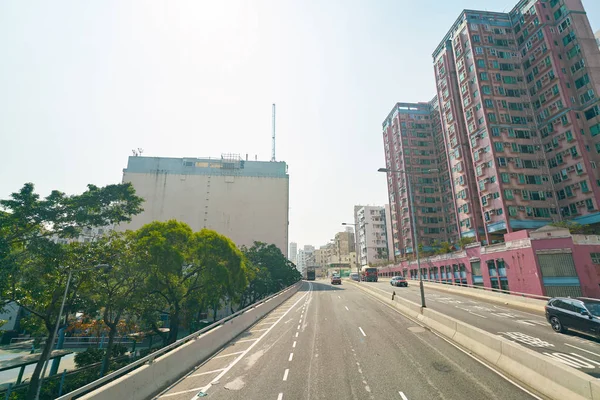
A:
[118, 154, 289, 256]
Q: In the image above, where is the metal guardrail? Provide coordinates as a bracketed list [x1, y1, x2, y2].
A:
[10, 337, 135, 346]
[408, 277, 551, 301]
[56, 281, 301, 400]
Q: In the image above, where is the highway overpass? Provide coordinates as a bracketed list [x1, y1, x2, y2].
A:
[60, 279, 600, 400]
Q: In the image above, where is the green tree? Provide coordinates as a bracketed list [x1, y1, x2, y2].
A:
[433, 241, 454, 255]
[239, 242, 301, 308]
[457, 237, 476, 249]
[78, 231, 144, 377]
[135, 221, 248, 344]
[0, 182, 143, 400]
[550, 221, 596, 234]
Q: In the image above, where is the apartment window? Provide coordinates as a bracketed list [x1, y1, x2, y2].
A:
[477, 59, 485, 68]
[508, 206, 518, 216]
[591, 253, 600, 265]
[586, 199, 595, 210]
[494, 142, 504, 152]
[480, 72, 489, 81]
[575, 74, 590, 89]
[570, 146, 579, 157]
[590, 123, 600, 137]
[485, 99, 494, 108]
[475, 47, 483, 54]
[488, 113, 497, 122]
[501, 173, 510, 183]
[482, 86, 491, 95]
[582, 180, 590, 193]
[504, 189, 514, 200]
[565, 130, 573, 142]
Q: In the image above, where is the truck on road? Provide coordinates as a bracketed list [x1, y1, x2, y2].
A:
[305, 267, 316, 281]
[360, 266, 378, 282]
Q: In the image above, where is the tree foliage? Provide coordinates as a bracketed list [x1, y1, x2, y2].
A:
[1, 182, 296, 399]
[0, 182, 143, 400]
[239, 242, 301, 308]
[550, 220, 597, 234]
[134, 220, 249, 344]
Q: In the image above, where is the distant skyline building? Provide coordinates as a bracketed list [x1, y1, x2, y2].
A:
[354, 205, 394, 266]
[296, 245, 315, 273]
[117, 154, 289, 256]
[289, 242, 298, 265]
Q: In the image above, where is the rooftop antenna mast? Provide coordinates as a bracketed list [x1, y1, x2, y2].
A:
[271, 103, 276, 162]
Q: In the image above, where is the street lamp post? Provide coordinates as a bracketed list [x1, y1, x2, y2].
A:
[35, 264, 110, 400]
[378, 167, 439, 308]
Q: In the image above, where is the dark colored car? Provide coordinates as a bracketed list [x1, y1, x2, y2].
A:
[331, 275, 342, 285]
[390, 276, 408, 287]
[545, 297, 600, 338]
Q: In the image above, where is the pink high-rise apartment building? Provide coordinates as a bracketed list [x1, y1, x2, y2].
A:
[432, 0, 600, 244]
[382, 101, 458, 257]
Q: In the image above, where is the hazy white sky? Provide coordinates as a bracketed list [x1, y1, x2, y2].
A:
[1, 0, 599, 249]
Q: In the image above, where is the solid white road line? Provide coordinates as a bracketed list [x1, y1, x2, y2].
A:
[359, 327, 366, 337]
[363, 291, 544, 400]
[345, 306, 349, 311]
[399, 392, 409, 400]
[187, 286, 311, 399]
[190, 368, 226, 377]
[289, 352, 294, 361]
[277, 393, 283, 400]
[283, 368, 289, 381]
[564, 343, 600, 358]
[293, 341, 297, 348]
[250, 328, 269, 332]
[213, 351, 245, 359]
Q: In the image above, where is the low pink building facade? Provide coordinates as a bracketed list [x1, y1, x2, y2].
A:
[378, 226, 600, 298]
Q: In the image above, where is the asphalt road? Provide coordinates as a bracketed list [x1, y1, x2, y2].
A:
[154, 280, 540, 400]
[367, 279, 600, 377]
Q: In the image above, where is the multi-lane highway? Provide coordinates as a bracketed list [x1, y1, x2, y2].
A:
[155, 280, 540, 400]
[367, 279, 600, 377]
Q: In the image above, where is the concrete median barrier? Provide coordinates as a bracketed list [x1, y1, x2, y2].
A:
[77, 283, 302, 400]
[350, 280, 598, 400]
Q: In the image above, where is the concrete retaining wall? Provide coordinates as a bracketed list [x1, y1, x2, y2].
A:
[349, 281, 597, 400]
[78, 283, 302, 400]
